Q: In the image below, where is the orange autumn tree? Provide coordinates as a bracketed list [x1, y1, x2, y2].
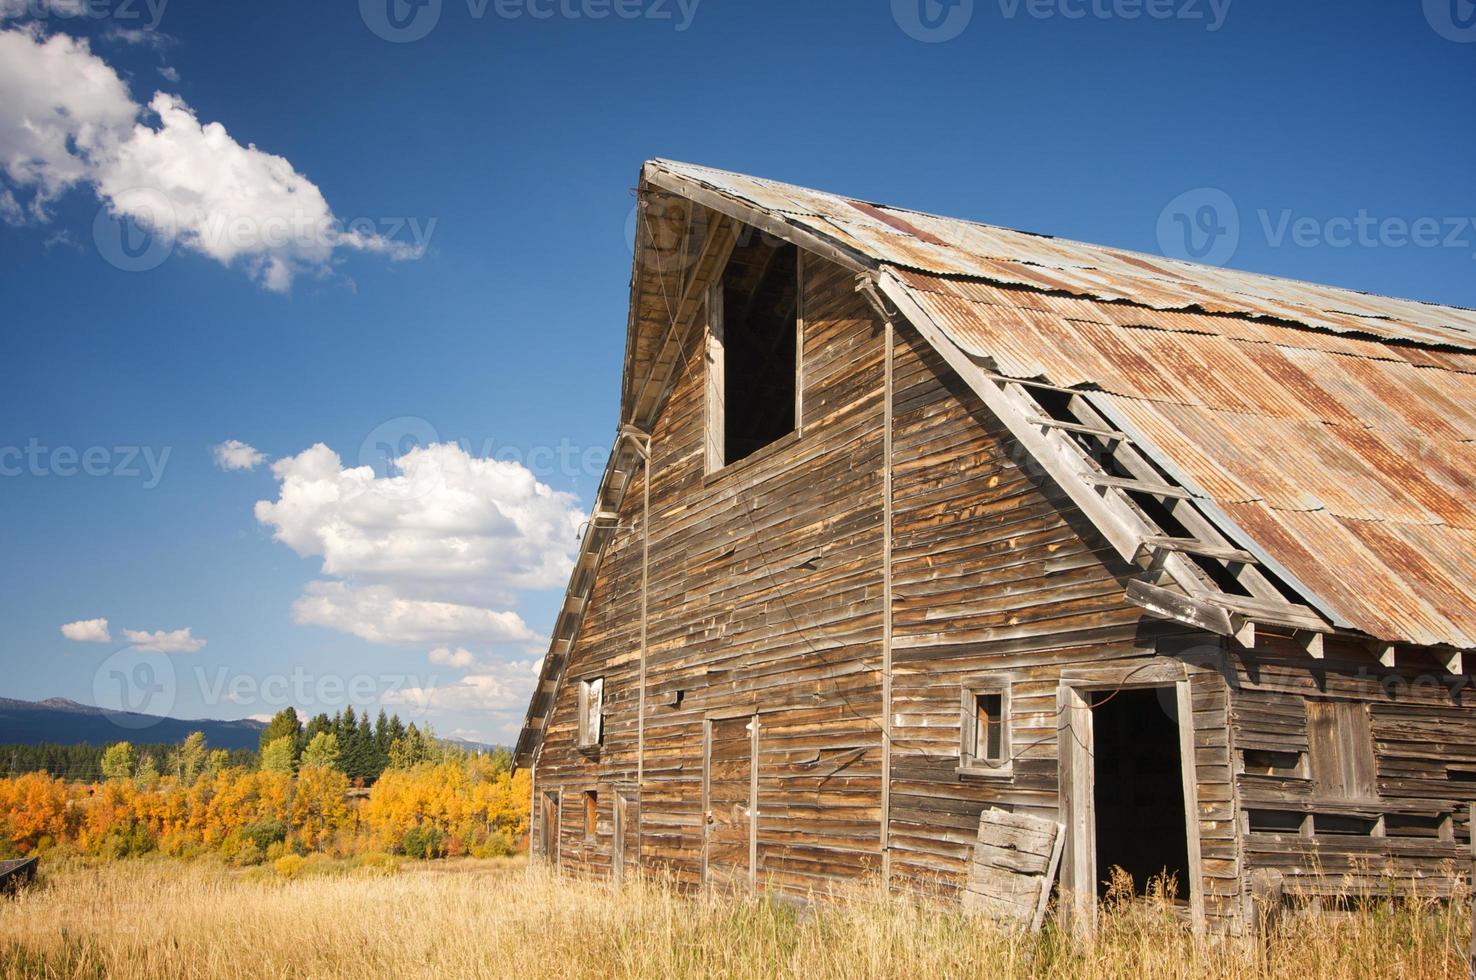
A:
[0, 740, 529, 862]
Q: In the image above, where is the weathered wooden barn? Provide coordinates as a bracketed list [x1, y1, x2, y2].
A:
[513, 160, 1476, 932]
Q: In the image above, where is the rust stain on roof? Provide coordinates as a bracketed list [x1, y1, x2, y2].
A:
[645, 160, 1476, 649]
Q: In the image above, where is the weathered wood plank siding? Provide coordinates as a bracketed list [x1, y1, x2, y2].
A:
[884, 323, 1243, 927]
[532, 234, 1476, 928]
[534, 252, 887, 890]
[1228, 633, 1476, 900]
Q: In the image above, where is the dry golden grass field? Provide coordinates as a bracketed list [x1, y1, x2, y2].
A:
[0, 857, 1469, 979]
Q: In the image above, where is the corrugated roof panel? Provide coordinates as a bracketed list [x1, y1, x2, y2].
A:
[645, 161, 1476, 649]
[652, 160, 1476, 351]
[901, 267, 1476, 647]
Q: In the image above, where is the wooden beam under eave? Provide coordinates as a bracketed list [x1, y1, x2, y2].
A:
[1125, 579, 1234, 637]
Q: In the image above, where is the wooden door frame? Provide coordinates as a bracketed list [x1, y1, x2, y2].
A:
[612, 785, 638, 883]
[540, 788, 561, 869]
[701, 711, 759, 889]
[1056, 661, 1204, 935]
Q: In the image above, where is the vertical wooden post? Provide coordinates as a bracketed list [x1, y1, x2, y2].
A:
[1176, 679, 1206, 935]
[1468, 801, 1474, 978]
[1058, 683, 1096, 937]
[749, 714, 760, 892]
[637, 439, 649, 867]
[704, 286, 724, 473]
[880, 319, 894, 884]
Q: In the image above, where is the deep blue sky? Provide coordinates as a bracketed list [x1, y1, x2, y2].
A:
[1, 0, 1472, 743]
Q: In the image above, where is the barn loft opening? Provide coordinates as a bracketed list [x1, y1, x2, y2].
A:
[715, 234, 798, 466]
[1091, 688, 1190, 899]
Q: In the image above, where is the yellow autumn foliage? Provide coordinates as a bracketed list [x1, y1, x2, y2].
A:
[0, 754, 528, 862]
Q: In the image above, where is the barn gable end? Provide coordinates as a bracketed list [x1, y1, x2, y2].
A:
[517, 161, 1476, 933]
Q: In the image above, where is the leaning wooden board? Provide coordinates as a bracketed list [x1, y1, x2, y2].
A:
[0, 857, 38, 895]
[963, 809, 1064, 931]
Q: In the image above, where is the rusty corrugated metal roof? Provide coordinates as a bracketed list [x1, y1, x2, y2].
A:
[651, 160, 1476, 649]
[653, 160, 1476, 351]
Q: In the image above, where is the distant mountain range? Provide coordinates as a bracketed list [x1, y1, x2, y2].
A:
[0, 697, 267, 750]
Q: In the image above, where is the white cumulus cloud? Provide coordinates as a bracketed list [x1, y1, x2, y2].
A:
[60, 617, 111, 642]
[292, 582, 536, 648]
[254, 441, 583, 651]
[121, 626, 205, 653]
[212, 439, 266, 471]
[0, 26, 419, 289]
[429, 646, 483, 670]
[386, 662, 538, 714]
[385, 657, 542, 740]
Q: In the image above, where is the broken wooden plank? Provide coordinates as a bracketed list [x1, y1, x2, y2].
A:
[1085, 472, 1196, 500]
[1138, 536, 1260, 566]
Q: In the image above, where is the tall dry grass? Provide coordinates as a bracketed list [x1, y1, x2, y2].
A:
[0, 858, 1467, 979]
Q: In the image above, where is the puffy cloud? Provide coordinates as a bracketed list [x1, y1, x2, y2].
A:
[0, 26, 418, 289]
[121, 626, 205, 653]
[385, 661, 539, 714]
[291, 582, 536, 648]
[255, 442, 584, 608]
[0, 27, 135, 218]
[429, 646, 482, 670]
[60, 617, 110, 642]
[212, 439, 266, 471]
[255, 440, 581, 653]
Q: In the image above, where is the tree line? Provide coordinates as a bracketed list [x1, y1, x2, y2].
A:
[0, 722, 529, 864]
[1, 741, 256, 783]
[257, 707, 502, 783]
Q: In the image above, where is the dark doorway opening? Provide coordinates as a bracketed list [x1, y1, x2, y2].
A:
[721, 236, 797, 464]
[1091, 688, 1189, 900]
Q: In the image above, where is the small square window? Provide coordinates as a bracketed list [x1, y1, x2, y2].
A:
[578, 677, 604, 749]
[960, 682, 1011, 777]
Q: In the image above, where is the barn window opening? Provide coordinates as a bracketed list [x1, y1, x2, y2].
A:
[706, 235, 799, 470]
[1241, 749, 1304, 778]
[1385, 813, 1448, 839]
[578, 676, 605, 749]
[1305, 699, 1376, 801]
[1091, 688, 1190, 899]
[583, 790, 598, 842]
[959, 682, 1011, 775]
[1313, 813, 1378, 836]
[1247, 809, 1306, 835]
